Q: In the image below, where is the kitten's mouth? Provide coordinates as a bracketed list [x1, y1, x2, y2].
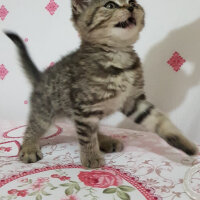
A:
[114, 17, 136, 29]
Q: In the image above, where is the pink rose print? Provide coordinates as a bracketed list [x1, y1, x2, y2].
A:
[61, 195, 80, 200]
[0, 147, 12, 152]
[51, 174, 60, 178]
[32, 177, 49, 190]
[8, 189, 18, 195]
[32, 183, 43, 190]
[59, 176, 70, 181]
[36, 177, 49, 183]
[51, 174, 70, 181]
[78, 170, 123, 188]
[19, 178, 29, 183]
[8, 189, 28, 197]
[17, 190, 28, 197]
[5, 147, 12, 152]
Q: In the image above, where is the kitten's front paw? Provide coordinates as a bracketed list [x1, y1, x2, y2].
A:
[19, 143, 43, 163]
[98, 134, 124, 153]
[81, 151, 105, 169]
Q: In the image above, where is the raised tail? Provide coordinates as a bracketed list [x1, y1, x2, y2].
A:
[5, 32, 41, 85]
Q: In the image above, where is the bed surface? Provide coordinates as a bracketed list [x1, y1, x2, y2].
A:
[0, 121, 199, 200]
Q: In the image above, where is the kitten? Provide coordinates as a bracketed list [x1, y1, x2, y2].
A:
[5, 0, 198, 168]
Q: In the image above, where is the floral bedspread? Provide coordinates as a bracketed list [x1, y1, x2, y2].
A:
[0, 121, 199, 200]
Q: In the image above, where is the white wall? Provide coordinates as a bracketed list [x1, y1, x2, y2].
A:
[0, 0, 200, 142]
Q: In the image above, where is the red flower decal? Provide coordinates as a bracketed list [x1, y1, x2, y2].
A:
[78, 170, 122, 188]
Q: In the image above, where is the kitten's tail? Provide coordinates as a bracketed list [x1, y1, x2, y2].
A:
[5, 32, 41, 85]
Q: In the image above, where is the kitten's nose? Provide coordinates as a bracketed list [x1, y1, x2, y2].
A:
[127, 6, 134, 12]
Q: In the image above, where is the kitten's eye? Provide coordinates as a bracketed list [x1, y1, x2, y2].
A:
[104, 1, 119, 9]
[129, 0, 136, 6]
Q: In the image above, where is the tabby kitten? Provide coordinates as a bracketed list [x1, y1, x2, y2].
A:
[6, 0, 198, 168]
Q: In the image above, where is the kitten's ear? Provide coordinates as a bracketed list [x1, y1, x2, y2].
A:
[71, 0, 91, 15]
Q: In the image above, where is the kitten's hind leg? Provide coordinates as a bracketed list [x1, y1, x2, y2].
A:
[74, 116, 104, 168]
[19, 110, 52, 163]
[122, 94, 198, 155]
[98, 133, 124, 153]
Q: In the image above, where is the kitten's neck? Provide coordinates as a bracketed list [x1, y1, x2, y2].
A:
[80, 41, 137, 70]
[80, 41, 134, 53]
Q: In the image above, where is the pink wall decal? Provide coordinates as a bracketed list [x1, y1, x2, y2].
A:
[0, 64, 8, 80]
[24, 38, 28, 43]
[0, 5, 9, 21]
[45, 0, 59, 16]
[167, 52, 186, 72]
[47, 62, 55, 69]
[24, 100, 28, 104]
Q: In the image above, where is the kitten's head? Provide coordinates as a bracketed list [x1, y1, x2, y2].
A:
[71, 0, 145, 47]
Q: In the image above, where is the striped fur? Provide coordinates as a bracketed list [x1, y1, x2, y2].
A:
[5, 0, 198, 168]
[122, 95, 198, 156]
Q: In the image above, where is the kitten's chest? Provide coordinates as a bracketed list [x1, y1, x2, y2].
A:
[93, 72, 135, 116]
[100, 50, 136, 90]
[89, 50, 138, 115]
[105, 50, 133, 69]
[94, 82, 134, 116]
[106, 84, 134, 115]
